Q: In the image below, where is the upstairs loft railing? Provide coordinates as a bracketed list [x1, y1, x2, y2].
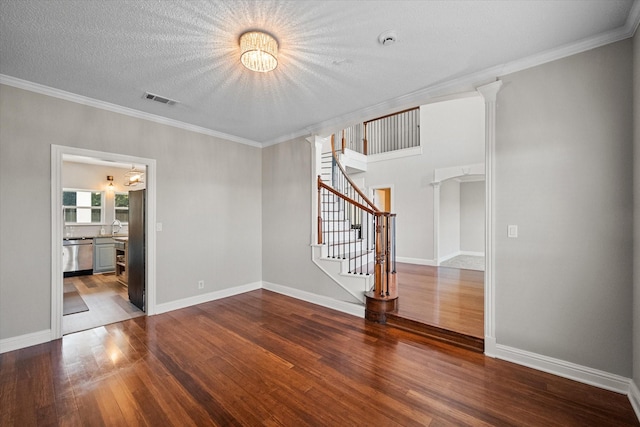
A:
[339, 107, 420, 156]
[317, 136, 397, 299]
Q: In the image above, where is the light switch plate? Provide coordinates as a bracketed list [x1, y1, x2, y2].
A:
[156, 222, 163, 232]
[508, 225, 518, 238]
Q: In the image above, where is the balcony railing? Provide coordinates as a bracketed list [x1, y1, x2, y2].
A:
[339, 107, 420, 156]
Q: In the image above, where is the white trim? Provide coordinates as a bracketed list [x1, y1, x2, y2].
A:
[155, 282, 262, 315]
[0, 75, 261, 148]
[366, 146, 423, 163]
[368, 183, 395, 213]
[629, 381, 640, 421]
[460, 251, 485, 257]
[51, 145, 158, 338]
[51, 148, 64, 339]
[629, 0, 640, 36]
[494, 344, 631, 395]
[432, 163, 486, 268]
[396, 257, 437, 266]
[484, 336, 497, 357]
[476, 80, 502, 356]
[307, 135, 329, 245]
[0, 330, 52, 354]
[438, 252, 460, 264]
[262, 281, 365, 318]
[433, 163, 485, 183]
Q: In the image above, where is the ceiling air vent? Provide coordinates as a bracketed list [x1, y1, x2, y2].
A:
[143, 92, 178, 106]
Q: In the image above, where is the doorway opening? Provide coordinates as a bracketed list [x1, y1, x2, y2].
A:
[51, 145, 157, 339]
[370, 185, 393, 212]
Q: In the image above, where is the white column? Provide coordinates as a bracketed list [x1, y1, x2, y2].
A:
[307, 135, 330, 245]
[431, 181, 441, 265]
[476, 80, 502, 356]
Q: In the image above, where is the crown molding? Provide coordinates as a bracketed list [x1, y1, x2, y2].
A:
[305, 9, 640, 138]
[261, 128, 313, 148]
[0, 74, 263, 148]
[627, 0, 640, 36]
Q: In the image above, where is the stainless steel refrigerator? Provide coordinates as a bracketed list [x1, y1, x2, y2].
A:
[128, 189, 145, 311]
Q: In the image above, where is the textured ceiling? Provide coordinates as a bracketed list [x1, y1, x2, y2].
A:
[0, 0, 638, 146]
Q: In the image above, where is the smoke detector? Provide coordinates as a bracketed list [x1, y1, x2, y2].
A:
[378, 30, 398, 46]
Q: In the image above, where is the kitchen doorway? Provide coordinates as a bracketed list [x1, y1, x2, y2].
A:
[51, 145, 157, 339]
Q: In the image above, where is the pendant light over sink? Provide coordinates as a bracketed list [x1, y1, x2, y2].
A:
[124, 165, 144, 187]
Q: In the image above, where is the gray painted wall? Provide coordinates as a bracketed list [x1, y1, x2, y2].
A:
[261, 138, 360, 303]
[495, 40, 633, 376]
[633, 30, 640, 388]
[0, 84, 262, 340]
[460, 181, 485, 253]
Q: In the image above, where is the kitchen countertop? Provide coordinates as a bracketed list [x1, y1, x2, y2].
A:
[63, 234, 128, 240]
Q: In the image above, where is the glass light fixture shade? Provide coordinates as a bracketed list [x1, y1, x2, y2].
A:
[239, 31, 278, 72]
[124, 166, 144, 187]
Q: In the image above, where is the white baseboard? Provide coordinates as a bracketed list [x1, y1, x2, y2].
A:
[0, 329, 52, 354]
[396, 257, 436, 266]
[460, 251, 485, 257]
[438, 252, 459, 263]
[484, 336, 497, 357]
[154, 281, 262, 314]
[262, 281, 365, 318]
[494, 344, 630, 394]
[628, 380, 640, 421]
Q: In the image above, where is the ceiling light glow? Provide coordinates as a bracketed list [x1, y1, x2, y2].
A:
[239, 31, 278, 73]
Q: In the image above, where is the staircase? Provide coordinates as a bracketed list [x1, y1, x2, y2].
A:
[312, 151, 374, 303]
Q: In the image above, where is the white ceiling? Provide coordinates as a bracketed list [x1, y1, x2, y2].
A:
[1, 1, 638, 146]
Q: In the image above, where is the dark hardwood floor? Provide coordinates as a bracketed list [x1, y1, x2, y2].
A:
[392, 262, 485, 338]
[1, 289, 636, 426]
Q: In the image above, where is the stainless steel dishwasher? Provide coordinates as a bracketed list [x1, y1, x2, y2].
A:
[63, 238, 93, 277]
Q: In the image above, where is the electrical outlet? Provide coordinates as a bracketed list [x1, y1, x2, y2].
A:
[198, 280, 204, 289]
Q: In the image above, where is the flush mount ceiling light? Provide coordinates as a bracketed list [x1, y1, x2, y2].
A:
[124, 166, 144, 187]
[239, 31, 278, 72]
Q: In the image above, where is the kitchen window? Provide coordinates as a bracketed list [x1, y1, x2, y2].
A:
[63, 190, 103, 224]
[115, 192, 129, 224]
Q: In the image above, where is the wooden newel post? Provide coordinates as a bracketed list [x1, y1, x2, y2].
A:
[363, 122, 368, 155]
[365, 213, 398, 323]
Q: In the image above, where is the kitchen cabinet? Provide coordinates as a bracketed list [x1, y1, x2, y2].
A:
[93, 237, 115, 273]
[114, 238, 127, 286]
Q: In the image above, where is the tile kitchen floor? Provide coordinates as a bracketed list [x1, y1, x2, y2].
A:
[63, 272, 144, 335]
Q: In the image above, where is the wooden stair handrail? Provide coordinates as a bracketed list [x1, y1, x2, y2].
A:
[330, 135, 380, 212]
[318, 176, 376, 215]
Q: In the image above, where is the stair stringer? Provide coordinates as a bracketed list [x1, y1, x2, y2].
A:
[311, 244, 372, 304]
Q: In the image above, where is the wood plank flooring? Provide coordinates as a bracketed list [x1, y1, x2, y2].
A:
[1, 289, 637, 426]
[394, 262, 484, 338]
